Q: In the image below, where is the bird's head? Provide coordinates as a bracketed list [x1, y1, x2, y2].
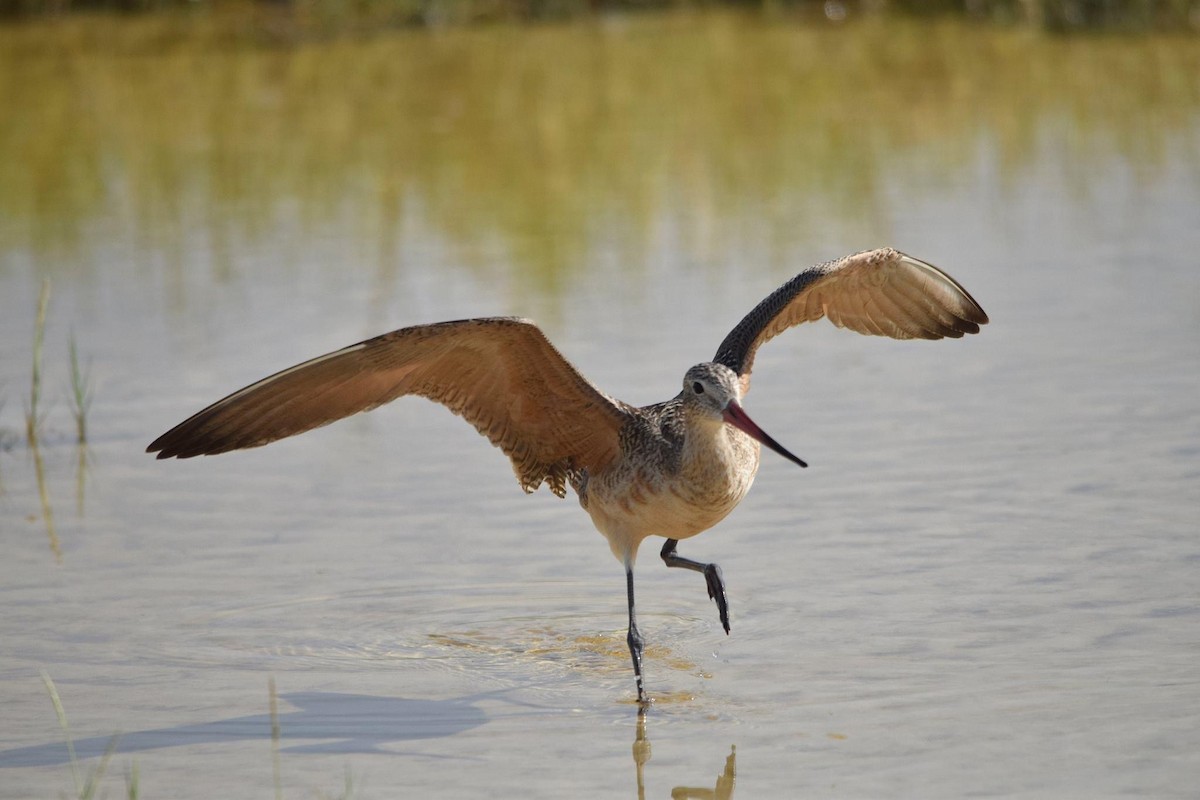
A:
[682, 362, 743, 418]
[681, 363, 807, 468]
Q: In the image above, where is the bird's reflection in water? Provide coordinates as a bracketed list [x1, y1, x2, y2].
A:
[633, 712, 735, 800]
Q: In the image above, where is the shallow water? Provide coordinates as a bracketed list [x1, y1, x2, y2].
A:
[1, 10, 1198, 798]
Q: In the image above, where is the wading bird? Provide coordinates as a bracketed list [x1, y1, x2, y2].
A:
[149, 248, 988, 704]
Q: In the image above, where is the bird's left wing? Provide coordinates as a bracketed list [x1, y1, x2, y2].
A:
[148, 317, 632, 497]
[713, 248, 989, 392]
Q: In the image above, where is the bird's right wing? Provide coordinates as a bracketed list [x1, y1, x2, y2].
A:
[713, 249, 989, 392]
[147, 317, 632, 497]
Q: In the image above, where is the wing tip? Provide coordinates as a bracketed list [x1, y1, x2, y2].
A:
[147, 427, 233, 459]
[146, 438, 193, 459]
[894, 250, 990, 332]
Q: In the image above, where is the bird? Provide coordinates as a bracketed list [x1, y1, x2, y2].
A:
[148, 247, 988, 704]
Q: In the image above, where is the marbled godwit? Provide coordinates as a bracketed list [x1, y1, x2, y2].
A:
[148, 248, 988, 703]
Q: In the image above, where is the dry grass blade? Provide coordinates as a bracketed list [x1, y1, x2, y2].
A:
[69, 333, 93, 445]
[79, 734, 122, 800]
[26, 279, 50, 447]
[125, 760, 140, 800]
[40, 670, 122, 799]
[40, 670, 80, 795]
[32, 437, 61, 562]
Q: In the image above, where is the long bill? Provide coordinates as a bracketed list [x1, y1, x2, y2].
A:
[722, 401, 808, 468]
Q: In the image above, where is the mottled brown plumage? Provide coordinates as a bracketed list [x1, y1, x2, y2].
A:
[148, 248, 989, 704]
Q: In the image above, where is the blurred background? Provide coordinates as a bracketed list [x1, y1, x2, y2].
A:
[1, 2, 1197, 798]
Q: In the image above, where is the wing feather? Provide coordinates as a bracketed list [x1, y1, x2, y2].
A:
[871, 287, 943, 339]
[148, 317, 631, 497]
[714, 248, 988, 390]
[885, 280, 958, 338]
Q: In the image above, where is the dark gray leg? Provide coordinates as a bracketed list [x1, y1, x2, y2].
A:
[660, 538, 730, 634]
[626, 565, 647, 705]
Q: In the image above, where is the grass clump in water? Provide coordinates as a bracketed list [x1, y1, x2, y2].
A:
[40, 670, 131, 800]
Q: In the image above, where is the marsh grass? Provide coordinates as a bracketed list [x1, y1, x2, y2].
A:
[2, 10, 1197, 292]
[68, 333, 94, 514]
[19, 282, 94, 448]
[40, 670, 129, 800]
[126, 761, 141, 800]
[18, 279, 66, 559]
[75, 438, 90, 515]
[9, 281, 96, 540]
[31, 435, 61, 561]
[25, 279, 49, 448]
[68, 333, 92, 446]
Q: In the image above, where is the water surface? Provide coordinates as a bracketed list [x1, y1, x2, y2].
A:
[1, 11, 1198, 798]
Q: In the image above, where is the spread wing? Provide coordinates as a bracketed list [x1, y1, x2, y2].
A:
[148, 317, 632, 497]
[713, 248, 989, 392]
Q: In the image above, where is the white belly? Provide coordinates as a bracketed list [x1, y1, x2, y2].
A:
[581, 429, 761, 564]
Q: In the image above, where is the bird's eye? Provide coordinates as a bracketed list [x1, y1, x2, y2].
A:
[692, 382, 704, 394]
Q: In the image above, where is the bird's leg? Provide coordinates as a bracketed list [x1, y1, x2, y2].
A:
[659, 538, 731, 634]
[626, 564, 647, 706]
